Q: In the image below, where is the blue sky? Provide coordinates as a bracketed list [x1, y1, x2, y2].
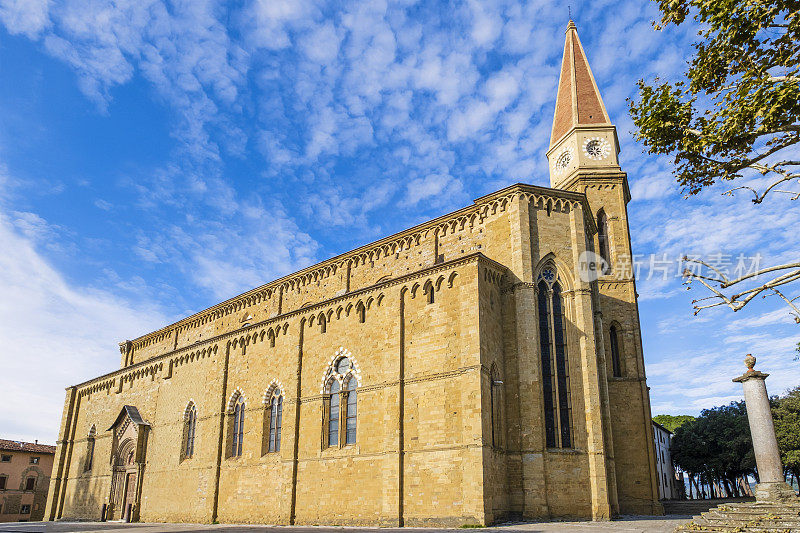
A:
[0, 0, 797, 444]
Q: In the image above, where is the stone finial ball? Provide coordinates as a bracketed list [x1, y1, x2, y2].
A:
[744, 354, 756, 372]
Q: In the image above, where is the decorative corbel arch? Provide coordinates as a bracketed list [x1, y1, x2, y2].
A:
[448, 271, 459, 288]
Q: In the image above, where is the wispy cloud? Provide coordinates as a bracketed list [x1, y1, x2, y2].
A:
[0, 165, 170, 442]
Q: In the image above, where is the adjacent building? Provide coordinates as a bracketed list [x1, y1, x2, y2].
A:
[45, 21, 663, 526]
[0, 439, 56, 522]
[652, 421, 676, 500]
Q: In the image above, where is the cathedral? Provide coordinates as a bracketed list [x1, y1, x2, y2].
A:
[44, 22, 663, 526]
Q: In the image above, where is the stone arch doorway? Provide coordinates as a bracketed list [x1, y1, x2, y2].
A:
[107, 406, 149, 521]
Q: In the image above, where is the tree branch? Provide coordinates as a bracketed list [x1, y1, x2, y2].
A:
[683, 258, 800, 319]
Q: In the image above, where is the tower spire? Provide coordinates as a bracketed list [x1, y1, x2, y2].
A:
[550, 20, 611, 148]
[546, 20, 619, 190]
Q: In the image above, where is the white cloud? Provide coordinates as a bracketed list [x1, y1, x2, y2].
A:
[0, 173, 170, 443]
[402, 172, 465, 207]
[0, 0, 49, 38]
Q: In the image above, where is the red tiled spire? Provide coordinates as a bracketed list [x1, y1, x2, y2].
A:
[550, 20, 611, 147]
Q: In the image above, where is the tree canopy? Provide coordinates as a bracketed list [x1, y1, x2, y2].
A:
[772, 386, 800, 482]
[653, 414, 696, 433]
[671, 402, 755, 486]
[629, 0, 799, 197]
[629, 0, 800, 320]
[669, 390, 800, 496]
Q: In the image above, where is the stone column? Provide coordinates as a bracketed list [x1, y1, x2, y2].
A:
[732, 355, 797, 502]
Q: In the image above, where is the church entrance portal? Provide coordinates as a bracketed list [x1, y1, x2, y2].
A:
[106, 406, 149, 521]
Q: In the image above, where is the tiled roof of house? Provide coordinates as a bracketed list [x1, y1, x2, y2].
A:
[0, 438, 56, 454]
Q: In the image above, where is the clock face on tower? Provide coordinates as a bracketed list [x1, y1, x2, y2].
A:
[583, 137, 611, 160]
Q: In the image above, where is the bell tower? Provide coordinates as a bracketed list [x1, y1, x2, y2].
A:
[545, 20, 663, 516]
[546, 19, 633, 276]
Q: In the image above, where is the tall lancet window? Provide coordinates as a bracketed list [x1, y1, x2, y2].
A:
[344, 376, 358, 445]
[597, 210, 611, 274]
[85, 425, 96, 471]
[327, 380, 340, 447]
[609, 325, 622, 378]
[268, 390, 283, 453]
[537, 265, 573, 448]
[232, 396, 245, 457]
[184, 404, 197, 459]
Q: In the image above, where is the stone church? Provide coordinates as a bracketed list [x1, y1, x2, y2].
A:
[44, 22, 663, 526]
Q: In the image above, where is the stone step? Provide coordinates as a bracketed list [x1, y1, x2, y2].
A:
[700, 510, 800, 520]
[663, 498, 756, 516]
[676, 522, 800, 532]
[695, 515, 800, 529]
[673, 501, 800, 532]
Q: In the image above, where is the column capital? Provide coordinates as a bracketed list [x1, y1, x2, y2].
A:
[733, 370, 769, 383]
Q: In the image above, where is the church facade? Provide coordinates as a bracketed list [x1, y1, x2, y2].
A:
[44, 22, 663, 526]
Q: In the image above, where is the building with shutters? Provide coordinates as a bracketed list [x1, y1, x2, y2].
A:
[0, 439, 56, 522]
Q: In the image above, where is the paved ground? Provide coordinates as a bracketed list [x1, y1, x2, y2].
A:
[0, 516, 692, 533]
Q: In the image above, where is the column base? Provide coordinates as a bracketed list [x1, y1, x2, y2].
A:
[754, 481, 799, 502]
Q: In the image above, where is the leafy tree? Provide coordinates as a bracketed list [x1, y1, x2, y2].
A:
[671, 402, 755, 498]
[653, 414, 696, 433]
[629, 0, 800, 321]
[772, 386, 800, 488]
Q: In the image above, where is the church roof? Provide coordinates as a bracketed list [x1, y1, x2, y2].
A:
[550, 20, 611, 148]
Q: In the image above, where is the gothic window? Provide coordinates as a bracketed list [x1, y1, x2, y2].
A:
[231, 396, 245, 457]
[609, 324, 622, 378]
[323, 353, 360, 448]
[328, 380, 340, 447]
[344, 376, 358, 445]
[268, 390, 283, 453]
[597, 211, 611, 273]
[184, 404, 197, 460]
[537, 265, 573, 449]
[85, 425, 96, 471]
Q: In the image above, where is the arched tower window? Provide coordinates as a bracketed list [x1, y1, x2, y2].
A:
[597, 210, 611, 274]
[537, 265, 573, 449]
[609, 324, 622, 378]
[268, 390, 283, 453]
[85, 425, 96, 471]
[184, 404, 197, 460]
[231, 396, 245, 457]
[322, 353, 360, 448]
